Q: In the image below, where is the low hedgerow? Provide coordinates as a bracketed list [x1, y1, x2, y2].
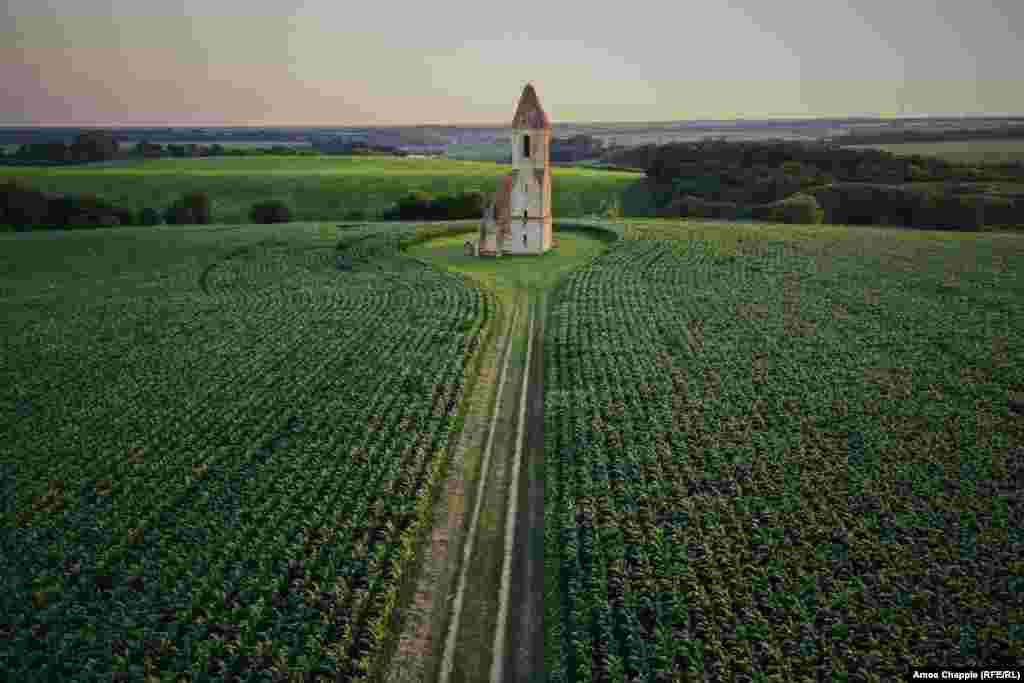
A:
[164, 191, 212, 225]
[137, 207, 162, 226]
[249, 199, 292, 224]
[658, 195, 741, 220]
[381, 190, 487, 220]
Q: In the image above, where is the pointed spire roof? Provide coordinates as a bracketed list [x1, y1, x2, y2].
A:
[512, 83, 551, 129]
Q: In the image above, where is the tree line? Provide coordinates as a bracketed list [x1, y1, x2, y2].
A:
[0, 130, 324, 165]
[0, 182, 487, 231]
[605, 139, 1024, 229]
[831, 124, 1024, 146]
[0, 181, 310, 231]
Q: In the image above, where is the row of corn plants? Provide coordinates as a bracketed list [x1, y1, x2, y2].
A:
[544, 226, 1023, 681]
[1, 222, 495, 680]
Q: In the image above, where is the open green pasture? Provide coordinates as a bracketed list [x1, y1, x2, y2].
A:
[848, 138, 1024, 164]
[0, 154, 641, 223]
[543, 218, 1024, 678]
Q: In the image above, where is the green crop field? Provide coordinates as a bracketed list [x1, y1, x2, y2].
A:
[0, 219, 496, 680]
[542, 218, 1024, 679]
[3, 214, 1022, 680]
[847, 138, 1024, 164]
[0, 155, 642, 223]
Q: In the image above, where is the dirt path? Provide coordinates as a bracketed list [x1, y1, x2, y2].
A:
[502, 292, 546, 683]
[385, 298, 519, 683]
[384, 290, 546, 683]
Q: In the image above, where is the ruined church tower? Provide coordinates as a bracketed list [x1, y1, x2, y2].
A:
[509, 83, 553, 253]
[475, 83, 553, 256]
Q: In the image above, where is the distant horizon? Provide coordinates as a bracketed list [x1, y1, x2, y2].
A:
[3, 113, 1024, 130]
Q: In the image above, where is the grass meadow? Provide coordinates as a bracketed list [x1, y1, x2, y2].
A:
[0, 155, 642, 223]
[408, 228, 614, 303]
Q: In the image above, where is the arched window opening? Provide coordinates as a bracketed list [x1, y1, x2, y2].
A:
[523, 135, 530, 158]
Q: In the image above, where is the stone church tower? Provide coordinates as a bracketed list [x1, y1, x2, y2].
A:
[475, 83, 553, 256]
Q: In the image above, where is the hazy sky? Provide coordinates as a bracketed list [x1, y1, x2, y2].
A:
[2, 0, 1022, 126]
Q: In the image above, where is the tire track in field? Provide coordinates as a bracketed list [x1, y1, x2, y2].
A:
[501, 295, 545, 683]
[439, 300, 522, 683]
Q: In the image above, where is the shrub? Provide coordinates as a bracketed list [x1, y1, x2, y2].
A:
[67, 214, 98, 229]
[249, 199, 292, 224]
[396, 191, 436, 220]
[138, 207, 162, 226]
[979, 196, 1020, 226]
[1, 180, 50, 229]
[70, 130, 119, 163]
[659, 195, 739, 219]
[385, 191, 486, 220]
[433, 191, 486, 220]
[767, 193, 824, 224]
[46, 195, 78, 227]
[781, 160, 804, 176]
[163, 202, 192, 225]
[180, 191, 211, 224]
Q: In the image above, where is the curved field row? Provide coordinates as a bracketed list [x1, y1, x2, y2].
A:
[0, 221, 494, 680]
[544, 220, 1024, 679]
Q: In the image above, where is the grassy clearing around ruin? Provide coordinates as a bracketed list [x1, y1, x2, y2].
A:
[543, 217, 1024, 679]
[407, 226, 615, 304]
[0, 154, 641, 224]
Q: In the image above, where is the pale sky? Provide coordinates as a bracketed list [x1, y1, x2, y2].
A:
[2, 0, 1022, 126]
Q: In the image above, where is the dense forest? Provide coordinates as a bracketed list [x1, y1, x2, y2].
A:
[604, 139, 1024, 230]
[831, 123, 1024, 145]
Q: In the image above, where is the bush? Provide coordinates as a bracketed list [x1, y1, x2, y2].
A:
[979, 196, 1021, 226]
[1, 180, 50, 229]
[396, 191, 437, 220]
[163, 203, 192, 225]
[249, 199, 292, 224]
[767, 193, 824, 224]
[67, 214, 98, 229]
[1, 181, 142, 230]
[70, 130, 119, 163]
[433, 191, 486, 220]
[180, 191, 211, 224]
[385, 191, 486, 220]
[163, 192, 212, 225]
[659, 195, 739, 219]
[138, 207, 162, 226]
[45, 194, 78, 227]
